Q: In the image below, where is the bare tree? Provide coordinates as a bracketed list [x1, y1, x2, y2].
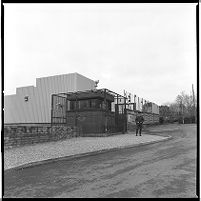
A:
[176, 91, 196, 118]
[160, 91, 197, 124]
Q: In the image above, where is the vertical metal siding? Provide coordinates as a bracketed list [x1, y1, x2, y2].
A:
[16, 88, 28, 123]
[43, 78, 48, 122]
[4, 73, 96, 123]
[38, 79, 44, 123]
[31, 88, 36, 123]
[76, 73, 95, 91]
[45, 77, 51, 122]
[37, 78, 43, 123]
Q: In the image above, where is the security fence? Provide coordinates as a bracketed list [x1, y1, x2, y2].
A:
[51, 89, 127, 135]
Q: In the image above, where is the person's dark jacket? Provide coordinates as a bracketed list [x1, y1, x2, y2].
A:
[135, 115, 144, 125]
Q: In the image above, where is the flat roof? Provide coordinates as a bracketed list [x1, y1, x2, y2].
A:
[53, 88, 127, 100]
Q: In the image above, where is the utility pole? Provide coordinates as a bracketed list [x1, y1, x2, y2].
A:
[75, 92, 78, 128]
[180, 100, 184, 124]
[104, 89, 107, 133]
[192, 84, 196, 123]
[182, 102, 184, 124]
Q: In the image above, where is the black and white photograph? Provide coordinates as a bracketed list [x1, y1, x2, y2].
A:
[3, 2, 198, 198]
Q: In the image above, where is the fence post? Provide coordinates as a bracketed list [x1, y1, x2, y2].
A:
[104, 89, 107, 133]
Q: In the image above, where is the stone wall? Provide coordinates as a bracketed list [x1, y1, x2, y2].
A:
[4, 125, 80, 150]
[127, 110, 159, 132]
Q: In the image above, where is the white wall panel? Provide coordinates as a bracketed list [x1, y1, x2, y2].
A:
[76, 73, 95, 91]
[4, 95, 14, 123]
[4, 73, 95, 123]
[38, 78, 45, 123]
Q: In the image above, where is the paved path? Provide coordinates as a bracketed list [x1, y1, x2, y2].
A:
[4, 124, 197, 198]
[4, 133, 170, 170]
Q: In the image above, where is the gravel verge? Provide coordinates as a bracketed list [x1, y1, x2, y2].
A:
[4, 133, 171, 170]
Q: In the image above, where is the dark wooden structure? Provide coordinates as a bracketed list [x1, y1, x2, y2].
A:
[51, 89, 127, 135]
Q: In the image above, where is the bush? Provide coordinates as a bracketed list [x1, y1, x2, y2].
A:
[178, 116, 196, 124]
[159, 117, 164, 124]
[184, 116, 195, 124]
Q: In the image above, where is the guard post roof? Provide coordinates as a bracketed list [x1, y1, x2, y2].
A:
[53, 88, 127, 102]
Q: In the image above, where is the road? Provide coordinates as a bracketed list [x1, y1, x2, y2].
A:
[3, 124, 198, 198]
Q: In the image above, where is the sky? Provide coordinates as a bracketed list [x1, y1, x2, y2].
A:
[4, 3, 197, 105]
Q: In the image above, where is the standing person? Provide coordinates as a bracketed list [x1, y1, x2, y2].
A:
[135, 112, 144, 136]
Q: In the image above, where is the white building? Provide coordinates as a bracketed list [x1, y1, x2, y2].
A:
[4, 73, 96, 124]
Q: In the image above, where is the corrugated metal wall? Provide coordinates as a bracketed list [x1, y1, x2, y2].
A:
[76, 73, 96, 92]
[4, 73, 95, 123]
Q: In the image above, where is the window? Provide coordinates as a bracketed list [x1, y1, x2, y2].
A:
[24, 96, 29, 102]
[70, 99, 104, 110]
[90, 99, 96, 108]
[90, 99, 102, 109]
[97, 99, 103, 109]
[70, 101, 76, 110]
[79, 100, 90, 109]
[107, 101, 111, 111]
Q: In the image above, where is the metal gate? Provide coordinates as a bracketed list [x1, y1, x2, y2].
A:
[114, 100, 127, 133]
[51, 94, 67, 125]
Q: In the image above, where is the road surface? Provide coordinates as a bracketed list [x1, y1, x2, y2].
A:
[4, 124, 197, 198]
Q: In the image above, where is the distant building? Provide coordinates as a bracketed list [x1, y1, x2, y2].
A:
[142, 102, 159, 114]
[4, 73, 96, 124]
